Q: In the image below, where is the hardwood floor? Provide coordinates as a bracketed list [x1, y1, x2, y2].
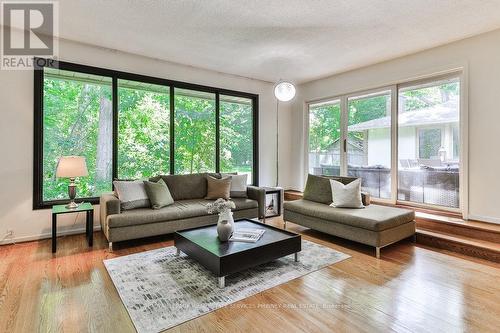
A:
[1, 217, 499, 333]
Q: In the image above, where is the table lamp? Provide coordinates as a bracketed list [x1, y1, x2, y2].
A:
[56, 156, 88, 209]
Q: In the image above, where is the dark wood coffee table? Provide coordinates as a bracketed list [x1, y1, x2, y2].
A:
[174, 219, 301, 288]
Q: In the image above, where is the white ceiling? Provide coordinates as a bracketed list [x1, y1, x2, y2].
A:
[52, 0, 500, 83]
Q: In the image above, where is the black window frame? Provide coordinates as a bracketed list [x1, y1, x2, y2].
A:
[33, 58, 259, 209]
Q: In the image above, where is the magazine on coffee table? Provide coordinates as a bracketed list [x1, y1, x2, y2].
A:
[229, 228, 265, 243]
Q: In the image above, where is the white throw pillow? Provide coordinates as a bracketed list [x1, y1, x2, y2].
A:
[329, 179, 364, 208]
[229, 174, 248, 198]
[113, 180, 150, 210]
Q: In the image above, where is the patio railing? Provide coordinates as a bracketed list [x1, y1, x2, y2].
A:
[312, 165, 459, 208]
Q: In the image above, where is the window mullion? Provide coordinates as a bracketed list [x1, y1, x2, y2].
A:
[215, 92, 220, 173]
[340, 95, 348, 176]
[112, 76, 118, 181]
[390, 85, 398, 204]
[170, 86, 175, 175]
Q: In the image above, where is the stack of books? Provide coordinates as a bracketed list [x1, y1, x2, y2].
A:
[229, 228, 265, 243]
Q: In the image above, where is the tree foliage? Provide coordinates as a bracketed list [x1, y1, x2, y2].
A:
[220, 99, 253, 180]
[118, 84, 170, 179]
[309, 103, 341, 152]
[42, 75, 254, 200]
[43, 76, 112, 200]
[174, 94, 216, 173]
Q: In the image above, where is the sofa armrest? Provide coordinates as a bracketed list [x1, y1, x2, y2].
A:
[361, 192, 371, 206]
[100, 193, 121, 233]
[247, 186, 266, 218]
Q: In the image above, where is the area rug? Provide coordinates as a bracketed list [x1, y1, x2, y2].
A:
[104, 240, 350, 333]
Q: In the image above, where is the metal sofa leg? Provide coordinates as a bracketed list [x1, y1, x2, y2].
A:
[284, 220, 287, 229]
[108, 242, 113, 252]
[375, 247, 381, 259]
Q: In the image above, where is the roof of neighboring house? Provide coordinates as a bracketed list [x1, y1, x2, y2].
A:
[324, 136, 363, 152]
[348, 100, 459, 131]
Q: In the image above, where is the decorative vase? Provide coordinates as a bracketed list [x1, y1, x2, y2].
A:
[217, 210, 234, 242]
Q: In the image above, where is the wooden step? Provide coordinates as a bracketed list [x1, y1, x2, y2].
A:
[416, 212, 500, 244]
[416, 229, 500, 263]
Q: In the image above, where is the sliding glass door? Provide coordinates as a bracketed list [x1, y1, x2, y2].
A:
[308, 99, 341, 176]
[307, 74, 462, 211]
[347, 90, 392, 199]
[398, 77, 460, 208]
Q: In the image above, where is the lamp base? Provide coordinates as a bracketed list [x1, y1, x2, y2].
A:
[66, 178, 78, 209]
[66, 201, 79, 209]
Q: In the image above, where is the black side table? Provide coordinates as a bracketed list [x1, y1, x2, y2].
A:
[263, 187, 283, 218]
[51, 202, 94, 253]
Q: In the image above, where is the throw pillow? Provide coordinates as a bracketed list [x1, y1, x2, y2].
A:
[143, 178, 174, 209]
[205, 176, 231, 200]
[229, 174, 248, 198]
[113, 180, 150, 210]
[303, 174, 332, 204]
[329, 178, 364, 208]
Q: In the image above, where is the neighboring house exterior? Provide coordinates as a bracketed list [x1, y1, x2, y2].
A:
[348, 99, 459, 168]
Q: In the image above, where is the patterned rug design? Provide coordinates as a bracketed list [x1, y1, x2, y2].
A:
[104, 240, 350, 333]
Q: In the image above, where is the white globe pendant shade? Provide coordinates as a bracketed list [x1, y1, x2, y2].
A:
[274, 81, 296, 102]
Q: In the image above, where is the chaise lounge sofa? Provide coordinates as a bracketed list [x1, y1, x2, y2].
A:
[283, 175, 415, 258]
[100, 173, 266, 251]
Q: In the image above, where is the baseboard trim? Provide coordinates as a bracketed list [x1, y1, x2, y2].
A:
[468, 214, 500, 225]
[0, 225, 102, 246]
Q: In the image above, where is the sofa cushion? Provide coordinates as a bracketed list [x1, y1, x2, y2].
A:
[205, 176, 231, 199]
[228, 174, 248, 198]
[329, 178, 364, 208]
[107, 198, 258, 228]
[143, 178, 174, 209]
[283, 199, 414, 231]
[113, 180, 150, 210]
[303, 174, 333, 204]
[151, 173, 218, 200]
[231, 198, 258, 210]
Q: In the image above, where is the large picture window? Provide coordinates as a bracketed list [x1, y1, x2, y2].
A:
[220, 95, 255, 183]
[118, 80, 170, 179]
[42, 68, 113, 201]
[174, 89, 216, 174]
[307, 74, 462, 211]
[34, 60, 258, 208]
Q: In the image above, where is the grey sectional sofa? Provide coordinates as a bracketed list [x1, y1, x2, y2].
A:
[100, 173, 266, 250]
[283, 175, 415, 258]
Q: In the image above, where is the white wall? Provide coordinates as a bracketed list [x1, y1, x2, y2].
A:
[291, 28, 500, 223]
[0, 33, 289, 244]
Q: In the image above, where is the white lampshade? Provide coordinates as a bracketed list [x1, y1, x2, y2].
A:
[56, 156, 88, 178]
[274, 81, 296, 102]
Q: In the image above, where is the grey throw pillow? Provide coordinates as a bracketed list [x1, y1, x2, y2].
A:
[329, 178, 364, 208]
[113, 180, 150, 210]
[143, 178, 174, 209]
[229, 174, 248, 198]
[303, 174, 332, 204]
